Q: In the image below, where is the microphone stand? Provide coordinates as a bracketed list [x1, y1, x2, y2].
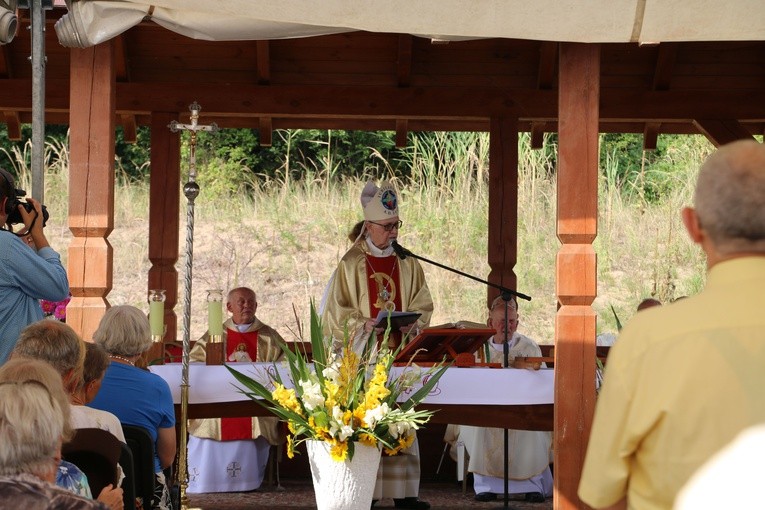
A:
[391, 241, 529, 509]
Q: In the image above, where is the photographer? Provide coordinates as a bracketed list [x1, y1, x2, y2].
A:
[0, 168, 69, 364]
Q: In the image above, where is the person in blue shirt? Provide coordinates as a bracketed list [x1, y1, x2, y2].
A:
[0, 168, 69, 364]
[89, 305, 176, 510]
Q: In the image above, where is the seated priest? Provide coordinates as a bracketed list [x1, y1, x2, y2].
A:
[187, 287, 285, 493]
[451, 296, 553, 503]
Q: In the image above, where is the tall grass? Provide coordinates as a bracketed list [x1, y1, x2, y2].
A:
[25, 131, 713, 343]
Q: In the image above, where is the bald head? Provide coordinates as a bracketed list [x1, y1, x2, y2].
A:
[693, 140, 765, 254]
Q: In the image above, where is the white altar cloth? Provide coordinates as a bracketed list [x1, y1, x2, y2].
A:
[149, 363, 554, 406]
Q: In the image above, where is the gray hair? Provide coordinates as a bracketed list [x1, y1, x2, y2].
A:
[490, 294, 519, 312]
[695, 140, 765, 253]
[93, 305, 152, 357]
[0, 358, 74, 443]
[13, 321, 85, 385]
[0, 362, 68, 477]
[0, 382, 64, 477]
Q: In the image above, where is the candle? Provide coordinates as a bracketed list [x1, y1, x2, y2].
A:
[207, 289, 223, 336]
[148, 289, 166, 337]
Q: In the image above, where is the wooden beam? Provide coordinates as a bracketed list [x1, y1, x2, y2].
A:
[259, 116, 272, 147]
[395, 119, 408, 147]
[692, 119, 756, 147]
[2, 78, 765, 122]
[643, 121, 661, 150]
[114, 34, 130, 82]
[487, 117, 518, 308]
[652, 43, 678, 91]
[530, 121, 546, 149]
[148, 112, 180, 346]
[120, 114, 137, 143]
[0, 44, 11, 78]
[256, 40, 270, 85]
[555, 42, 599, 510]
[397, 34, 413, 87]
[537, 41, 558, 90]
[3, 111, 20, 140]
[67, 41, 116, 342]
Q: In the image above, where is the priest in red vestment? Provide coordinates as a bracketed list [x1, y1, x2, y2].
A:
[187, 287, 285, 493]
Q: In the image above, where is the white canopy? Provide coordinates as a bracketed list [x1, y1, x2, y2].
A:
[56, 0, 765, 48]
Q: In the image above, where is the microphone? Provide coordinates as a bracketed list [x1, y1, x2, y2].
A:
[391, 240, 410, 260]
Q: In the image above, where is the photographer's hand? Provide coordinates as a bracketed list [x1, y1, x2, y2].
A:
[19, 198, 49, 249]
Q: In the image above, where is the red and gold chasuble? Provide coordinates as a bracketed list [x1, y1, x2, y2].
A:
[364, 254, 403, 348]
[220, 329, 259, 440]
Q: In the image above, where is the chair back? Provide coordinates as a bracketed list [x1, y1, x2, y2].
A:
[122, 425, 156, 509]
[119, 442, 138, 510]
[61, 427, 121, 496]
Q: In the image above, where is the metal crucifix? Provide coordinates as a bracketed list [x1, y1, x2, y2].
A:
[168, 101, 218, 510]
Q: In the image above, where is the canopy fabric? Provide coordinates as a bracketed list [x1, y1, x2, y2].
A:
[56, 0, 765, 48]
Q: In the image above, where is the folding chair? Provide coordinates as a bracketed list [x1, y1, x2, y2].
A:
[62, 428, 122, 497]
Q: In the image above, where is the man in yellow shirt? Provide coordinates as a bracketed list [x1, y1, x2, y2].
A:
[578, 140, 765, 510]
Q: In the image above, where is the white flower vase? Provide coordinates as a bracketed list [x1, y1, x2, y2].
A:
[307, 440, 382, 510]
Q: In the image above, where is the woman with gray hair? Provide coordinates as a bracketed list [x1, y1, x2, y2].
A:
[88, 305, 176, 510]
[0, 363, 107, 509]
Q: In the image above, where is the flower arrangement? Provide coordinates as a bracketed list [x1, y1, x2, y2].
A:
[40, 294, 71, 322]
[227, 304, 449, 462]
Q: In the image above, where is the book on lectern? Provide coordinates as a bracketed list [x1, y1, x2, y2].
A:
[394, 327, 495, 364]
[373, 310, 421, 330]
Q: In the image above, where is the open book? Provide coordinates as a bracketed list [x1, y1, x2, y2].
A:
[373, 310, 421, 330]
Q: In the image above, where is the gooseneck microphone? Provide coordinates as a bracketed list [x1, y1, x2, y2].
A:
[390, 240, 411, 260]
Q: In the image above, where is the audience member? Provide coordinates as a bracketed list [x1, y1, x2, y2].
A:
[0, 375, 107, 510]
[89, 306, 175, 510]
[12, 320, 84, 393]
[579, 140, 765, 510]
[69, 342, 126, 443]
[0, 168, 69, 364]
[0, 358, 122, 510]
[187, 287, 285, 493]
[468, 296, 552, 503]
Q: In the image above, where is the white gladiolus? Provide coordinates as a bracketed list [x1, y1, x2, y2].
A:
[364, 402, 390, 428]
[328, 406, 354, 441]
[299, 379, 325, 411]
[322, 361, 340, 382]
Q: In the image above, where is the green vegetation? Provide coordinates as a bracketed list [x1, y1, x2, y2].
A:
[4, 128, 713, 343]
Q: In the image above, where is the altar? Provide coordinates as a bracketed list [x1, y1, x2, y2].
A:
[150, 363, 555, 431]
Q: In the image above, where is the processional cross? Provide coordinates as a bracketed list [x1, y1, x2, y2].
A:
[168, 102, 218, 510]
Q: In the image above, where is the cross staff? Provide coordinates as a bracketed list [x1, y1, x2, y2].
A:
[169, 102, 217, 510]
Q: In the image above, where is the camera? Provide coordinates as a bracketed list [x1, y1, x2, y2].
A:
[0, 167, 49, 227]
[7, 195, 49, 227]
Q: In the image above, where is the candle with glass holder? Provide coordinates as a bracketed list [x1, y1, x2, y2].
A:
[205, 289, 224, 365]
[146, 289, 167, 365]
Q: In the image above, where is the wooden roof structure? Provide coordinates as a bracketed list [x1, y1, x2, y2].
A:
[1, 5, 763, 510]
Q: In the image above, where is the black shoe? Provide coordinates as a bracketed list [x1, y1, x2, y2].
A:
[524, 492, 545, 503]
[393, 497, 431, 509]
[371, 499, 378, 509]
[474, 492, 497, 502]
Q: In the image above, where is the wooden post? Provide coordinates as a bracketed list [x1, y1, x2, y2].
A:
[148, 112, 181, 361]
[554, 43, 600, 510]
[487, 117, 519, 308]
[67, 42, 115, 341]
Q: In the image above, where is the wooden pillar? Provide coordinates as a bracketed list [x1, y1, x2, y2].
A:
[148, 112, 181, 353]
[487, 117, 519, 307]
[67, 42, 116, 341]
[554, 43, 600, 510]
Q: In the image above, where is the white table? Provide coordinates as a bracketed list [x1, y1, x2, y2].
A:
[150, 363, 555, 430]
